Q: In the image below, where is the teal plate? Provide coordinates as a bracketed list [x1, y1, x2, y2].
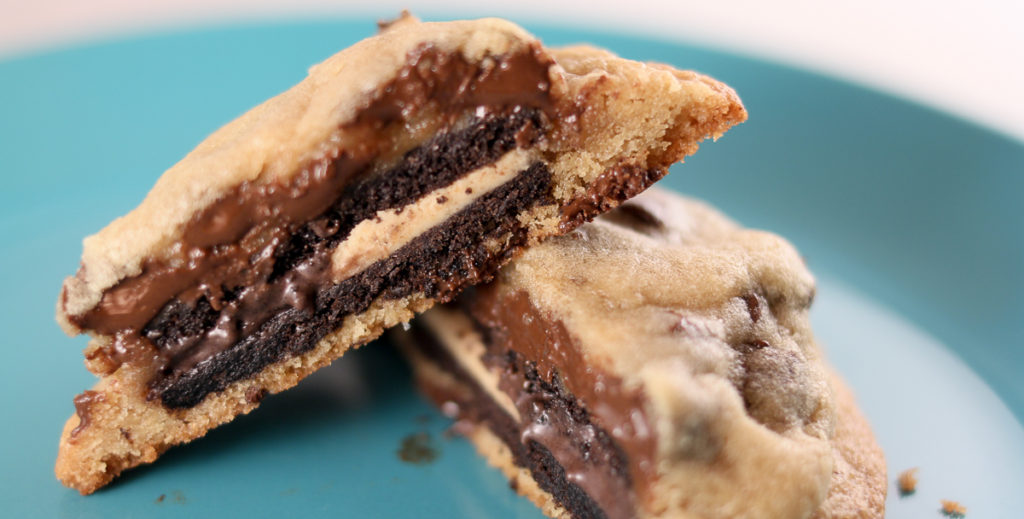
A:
[1, 18, 1022, 518]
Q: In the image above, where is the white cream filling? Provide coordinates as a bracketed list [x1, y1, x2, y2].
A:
[330, 148, 534, 282]
[421, 308, 522, 422]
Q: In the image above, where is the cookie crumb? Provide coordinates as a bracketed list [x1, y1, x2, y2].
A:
[897, 467, 918, 496]
[155, 494, 165, 503]
[397, 432, 439, 464]
[940, 500, 966, 517]
[377, 10, 415, 32]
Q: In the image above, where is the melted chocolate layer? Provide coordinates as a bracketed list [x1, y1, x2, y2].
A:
[469, 286, 657, 502]
[501, 350, 633, 519]
[154, 162, 553, 408]
[408, 321, 624, 519]
[558, 165, 667, 232]
[71, 391, 104, 439]
[69, 44, 556, 379]
[140, 108, 543, 380]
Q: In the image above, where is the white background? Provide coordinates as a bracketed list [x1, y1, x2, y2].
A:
[2, 0, 1022, 142]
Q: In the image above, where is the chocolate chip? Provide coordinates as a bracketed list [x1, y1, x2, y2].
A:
[741, 294, 761, 323]
[245, 386, 268, 404]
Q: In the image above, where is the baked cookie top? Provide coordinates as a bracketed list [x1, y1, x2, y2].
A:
[492, 188, 836, 517]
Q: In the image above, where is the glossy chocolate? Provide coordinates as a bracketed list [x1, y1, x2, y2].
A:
[407, 321, 615, 519]
[558, 164, 666, 232]
[152, 161, 553, 408]
[63, 45, 556, 409]
[71, 391, 104, 439]
[468, 286, 659, 507]
[74, 45, 554, 337]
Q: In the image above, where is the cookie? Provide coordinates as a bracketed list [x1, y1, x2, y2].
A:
[395, 188, 886, 518]
[54, 15, 746, 494]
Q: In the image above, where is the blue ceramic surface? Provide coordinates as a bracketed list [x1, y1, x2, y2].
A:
[1, 19, 1021, 518]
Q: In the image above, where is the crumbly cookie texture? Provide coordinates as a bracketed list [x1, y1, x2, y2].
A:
[813, 373, 887, 518]
[55, 15, 745, 494]
[56, 294, 431, 494]
[543, 45, 744, 205]
[400, 188, 886, 518]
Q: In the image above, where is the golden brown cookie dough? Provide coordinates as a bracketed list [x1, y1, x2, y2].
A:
[54, 15, 745, 494]
[396, 188, 887, 518]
